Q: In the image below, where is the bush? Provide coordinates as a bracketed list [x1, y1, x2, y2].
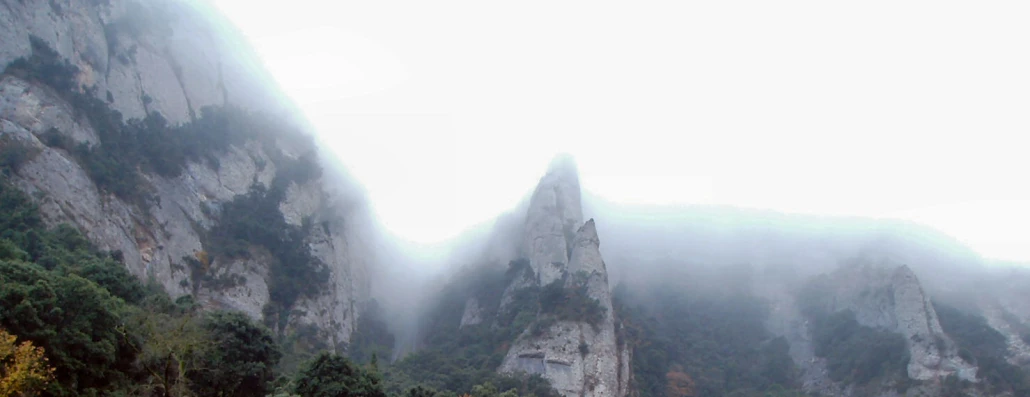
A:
[205, 183, 328, 331]
[0, 136, 39, 174]
[539, 277, 606, 329]
[293, 352, 386, 397]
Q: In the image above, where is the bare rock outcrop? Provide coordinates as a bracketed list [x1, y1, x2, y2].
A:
[521, 155, 583, 286]
[497, 158, 629, 397]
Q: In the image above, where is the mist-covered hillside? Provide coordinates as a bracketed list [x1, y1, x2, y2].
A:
[1, 2, 1029, 397]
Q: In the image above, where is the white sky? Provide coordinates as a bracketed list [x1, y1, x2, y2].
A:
[208, 0, 1030, 262]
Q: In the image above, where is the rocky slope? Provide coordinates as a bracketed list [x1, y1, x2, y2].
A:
[491, 159, 631, 397]
[595, 202, 1030, 396]
[0, 0, 376, 349]
[784, 260, 977, 395]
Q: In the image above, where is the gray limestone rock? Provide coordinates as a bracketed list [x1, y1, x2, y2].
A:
[521, 156, 583, 286]
[500, 216, 629, 397]
[820, 262, 977, 382]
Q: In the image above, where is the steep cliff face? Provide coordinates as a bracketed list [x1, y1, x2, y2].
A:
[0, 0, 375, 349]
[826, 263, 976, 382]
[495, 160, 630, 397]
[975, 267, 1030, 366]
[520, 155, 583, 286]
[767, 259, 978, 396]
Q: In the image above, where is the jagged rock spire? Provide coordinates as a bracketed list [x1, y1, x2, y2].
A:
[498, 157, 630, 397]
[521, 154, 584, 286]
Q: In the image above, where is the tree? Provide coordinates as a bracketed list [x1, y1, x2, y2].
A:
[0, 260, 139, 396]
[123, 309, 208, 397]
[406, 385, 437, 397]
[0, 329, 54, 397]
[665, 365, 695, 397]
[293, 353, 387, 397]
[190, 311, 282, 397]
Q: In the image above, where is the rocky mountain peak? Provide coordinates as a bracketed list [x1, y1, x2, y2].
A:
[521, 154, 584, 286]
[497, 162, 630, 397]
[545, 152, 579, 181]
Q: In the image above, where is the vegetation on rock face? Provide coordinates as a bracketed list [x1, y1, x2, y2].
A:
[0, 177, 284, 396]
[0, 175, 555, 397]
[614, 281, 802, 397]
[538, 271, 606, 330]
[796, 278, 912, 395]
[374, 259, 561, 397]
[206, 179, 327, 333]
[933, 301, 1030, 396]
[5, 35, 331, 335]
[808, 310, 910, 388]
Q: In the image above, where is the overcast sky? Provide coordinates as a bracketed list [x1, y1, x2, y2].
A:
[208, 0, 1029, 262]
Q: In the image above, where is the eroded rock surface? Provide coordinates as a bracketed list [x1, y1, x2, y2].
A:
[497, 159, 629, 397]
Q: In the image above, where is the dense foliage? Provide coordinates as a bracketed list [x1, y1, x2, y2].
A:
[537, 271, 606, 331]
[807, 310, 910, 387]
[614, 282, 803, 397]
[293, 352, 387, 397]
[0, 174, 560, 397]
[934, 301, 1030, 396]
[0, 177, 284, 396]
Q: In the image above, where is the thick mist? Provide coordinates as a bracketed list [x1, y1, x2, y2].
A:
[366, 179, 1027, 362]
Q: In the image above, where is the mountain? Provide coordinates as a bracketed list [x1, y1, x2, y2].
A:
[0, 0, 379, 351]
[3, 2, 1030, 397]
[495, 158, 631, 397]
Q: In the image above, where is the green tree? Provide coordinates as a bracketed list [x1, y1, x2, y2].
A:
[0, 260, 139, 396]
[190, 311, 282, 397]
[293, 353, 386, 397]
[124, 309, 208, 397]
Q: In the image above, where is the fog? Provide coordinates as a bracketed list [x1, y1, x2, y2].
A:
[211, 0, 1030, 266]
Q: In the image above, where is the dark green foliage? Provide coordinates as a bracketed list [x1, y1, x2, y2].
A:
[613, 281, 801, 397]
[0, 177, 291, 396]
[5, 36, 79, 93]
[406, 385, 438, 397]
[808, 310, 909, 385]
[538, 273, 606, 329]
[0, 135, 39, 174]
[0, 178, 141, 396]
[0, 260, 139, 396]
[797, 279, 911, 392]
[934, 301, 1030, 395]
[207, 182, 327, 331]
[190, 311, 283, 397]
[293, 352, 387, 397]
